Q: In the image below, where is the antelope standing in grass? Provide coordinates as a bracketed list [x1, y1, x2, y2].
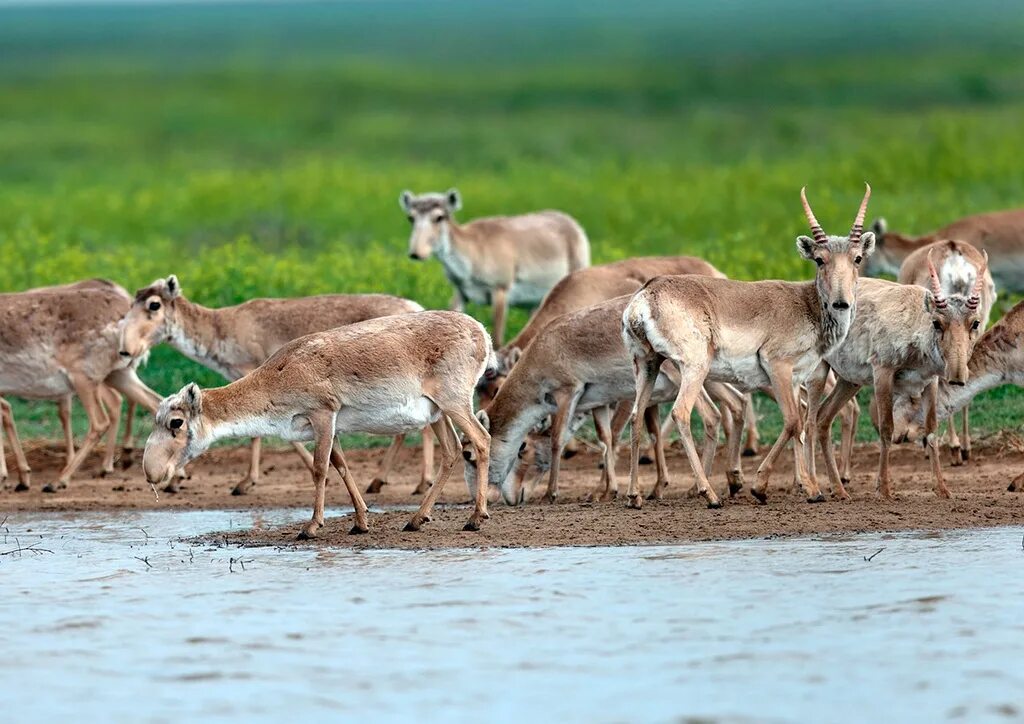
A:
[898, 239, 995, 465]
[463, 295, 747, 506]
[623, 185, 874, 508]
[891, 299, 1024, 491]
[119, 276, 432, 495]
[0, 284, 161, 492]
[400, 188, 590, 346]
[485, 255, 762, 459]
[142, 311, 493, 538]
[810, 252, 987, 500]
[868, 209, 1024, 292]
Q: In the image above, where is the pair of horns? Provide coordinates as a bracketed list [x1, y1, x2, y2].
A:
[927, 249, 988, 312]
[801, 183, 872, 245]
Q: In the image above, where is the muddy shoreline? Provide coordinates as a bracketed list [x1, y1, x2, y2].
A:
[3, 440, 1023, 549]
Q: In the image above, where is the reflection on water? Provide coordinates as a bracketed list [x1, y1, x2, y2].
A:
[1, 510, 1023, 722]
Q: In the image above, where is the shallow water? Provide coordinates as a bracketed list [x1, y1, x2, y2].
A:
[1, 509, 1022, 723]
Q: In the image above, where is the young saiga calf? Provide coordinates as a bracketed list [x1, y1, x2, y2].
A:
[143, 311, 493, 538]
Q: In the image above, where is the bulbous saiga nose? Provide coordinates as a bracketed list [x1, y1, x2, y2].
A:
[832, 301, 851, 310]
[119, 350, 132, 357]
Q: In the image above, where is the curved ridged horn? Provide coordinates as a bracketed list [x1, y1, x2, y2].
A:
[927, 250, 947, 310]
[850, 182, 871, 243]
[800, 187, 828, 244]
[966, 250, 988, 311]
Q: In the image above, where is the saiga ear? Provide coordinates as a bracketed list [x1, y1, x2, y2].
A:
[871, 218, 888, 238]
[796, 236, 818, 261]
[445, 188, 462, 213]
[182, 382, 203, 417]
[165, 274, 181, 299]
[399, 190, 414, 213]
[857, 231, 876, 258]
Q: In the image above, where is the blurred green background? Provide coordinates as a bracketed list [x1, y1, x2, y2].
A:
[1, 0, 1022, 446]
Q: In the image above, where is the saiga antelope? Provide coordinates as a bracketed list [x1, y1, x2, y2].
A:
[0, 284, 161, 492]
[898, 239, 995, 465]
[891, 299, 1024, 491]
[463, 295, 747, 506]
[119, 276, 433, 495]
[1, 279, 141, 482]
[400, 188, 590, 346]
[623, 185, 874, 508]
[868, 209, 1024, 292]
[142, 311, 493, 537]
[810, 252, 987, 500]
[485, 254, 762, 457]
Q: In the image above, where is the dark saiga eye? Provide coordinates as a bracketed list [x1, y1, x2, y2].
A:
[434, 214, 446, 224]
[148, 300, 161, 312]
[814, 258, 824, 267]
[854, 256, 863, 264]
[971, 320, 980, 330]
[407, 215, 414, 224]
[932, 320, 943, 332]
[169, 418, 184, 430]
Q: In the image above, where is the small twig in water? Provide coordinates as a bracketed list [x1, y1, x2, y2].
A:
[138, 527, 150, 544]
[229, 557, 253, 573]
[864, 547, 885, 563]
[134, 556, 152, 568]
[0, 541, 53, 556]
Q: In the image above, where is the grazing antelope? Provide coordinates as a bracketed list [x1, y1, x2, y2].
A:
[142, 311, 493, 538]
[0, 279, 141, 480]
[463, 295, 747, 506]
[891, 299, 1024, 490]
[811, 252, 988, 500]
[868, 209, 1024, 292]
[623, 185, 874, 508]
[400, 188, 590, 346]
[898, 239, 996, 465]
[119, 276, 432, 495]
[0, 284, 161, 492]
[487, 255, 761, 458]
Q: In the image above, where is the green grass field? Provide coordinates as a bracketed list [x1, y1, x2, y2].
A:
[1, 0, 1022, 447]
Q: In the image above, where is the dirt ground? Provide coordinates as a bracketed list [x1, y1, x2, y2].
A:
[3, 437, 1023, 549]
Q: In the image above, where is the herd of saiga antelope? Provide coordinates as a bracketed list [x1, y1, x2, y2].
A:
[2, 185, 1023, 538]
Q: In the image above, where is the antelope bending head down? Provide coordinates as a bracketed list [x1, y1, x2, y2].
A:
[797, 184, 875, 327]
[402, 189, 460, 261]
[119, 275, 180, 358]
[143, 383, 204, 486]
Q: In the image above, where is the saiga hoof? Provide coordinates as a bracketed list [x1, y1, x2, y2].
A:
[162, 480, 181, 494]
[806, 493, 826, 504]
[462, 518, 482, 532]
[412, 480, 432, 495]
[934, 486, 951, 500]
[42, 482, 67, 494]
[638, 454, 654, 466]
[562, 448, 579, 460]
[707, 499, 723, 510]
[950, 447, 963, 467]
[296, 521, 321, 540]
[626, 494, 643, 510]
[961, 448, 971, 462]
[98, 467, 114, 479]
[231, 479, 254, 496]
[14, 481, 29, 492]
[365, 478, 387, 494]
[403, 515, 429, 532]
[742, 447, 758, 458]
[541, 493, 558, 505]
[750, 487, 768, 505]
[120, 449, 135, 470]
[349, 524, 369, 535]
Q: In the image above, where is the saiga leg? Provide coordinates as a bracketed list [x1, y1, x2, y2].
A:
[872, 366, 898, 500]
[46, 377, 110, 492]
[97, 385, 123, 476]
[57, 395, 75, 466]
[1, 397, 32, 490]
[491, 286, 509, 347]
[297, 411, 338, 540]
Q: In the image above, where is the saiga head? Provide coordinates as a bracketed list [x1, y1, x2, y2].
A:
[925, 250, 987, 386]
[120, 275, 182, 359]
[400, 188, 462, 260]
[795, 184, 876, 316]
[143, 383, 207, 487]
